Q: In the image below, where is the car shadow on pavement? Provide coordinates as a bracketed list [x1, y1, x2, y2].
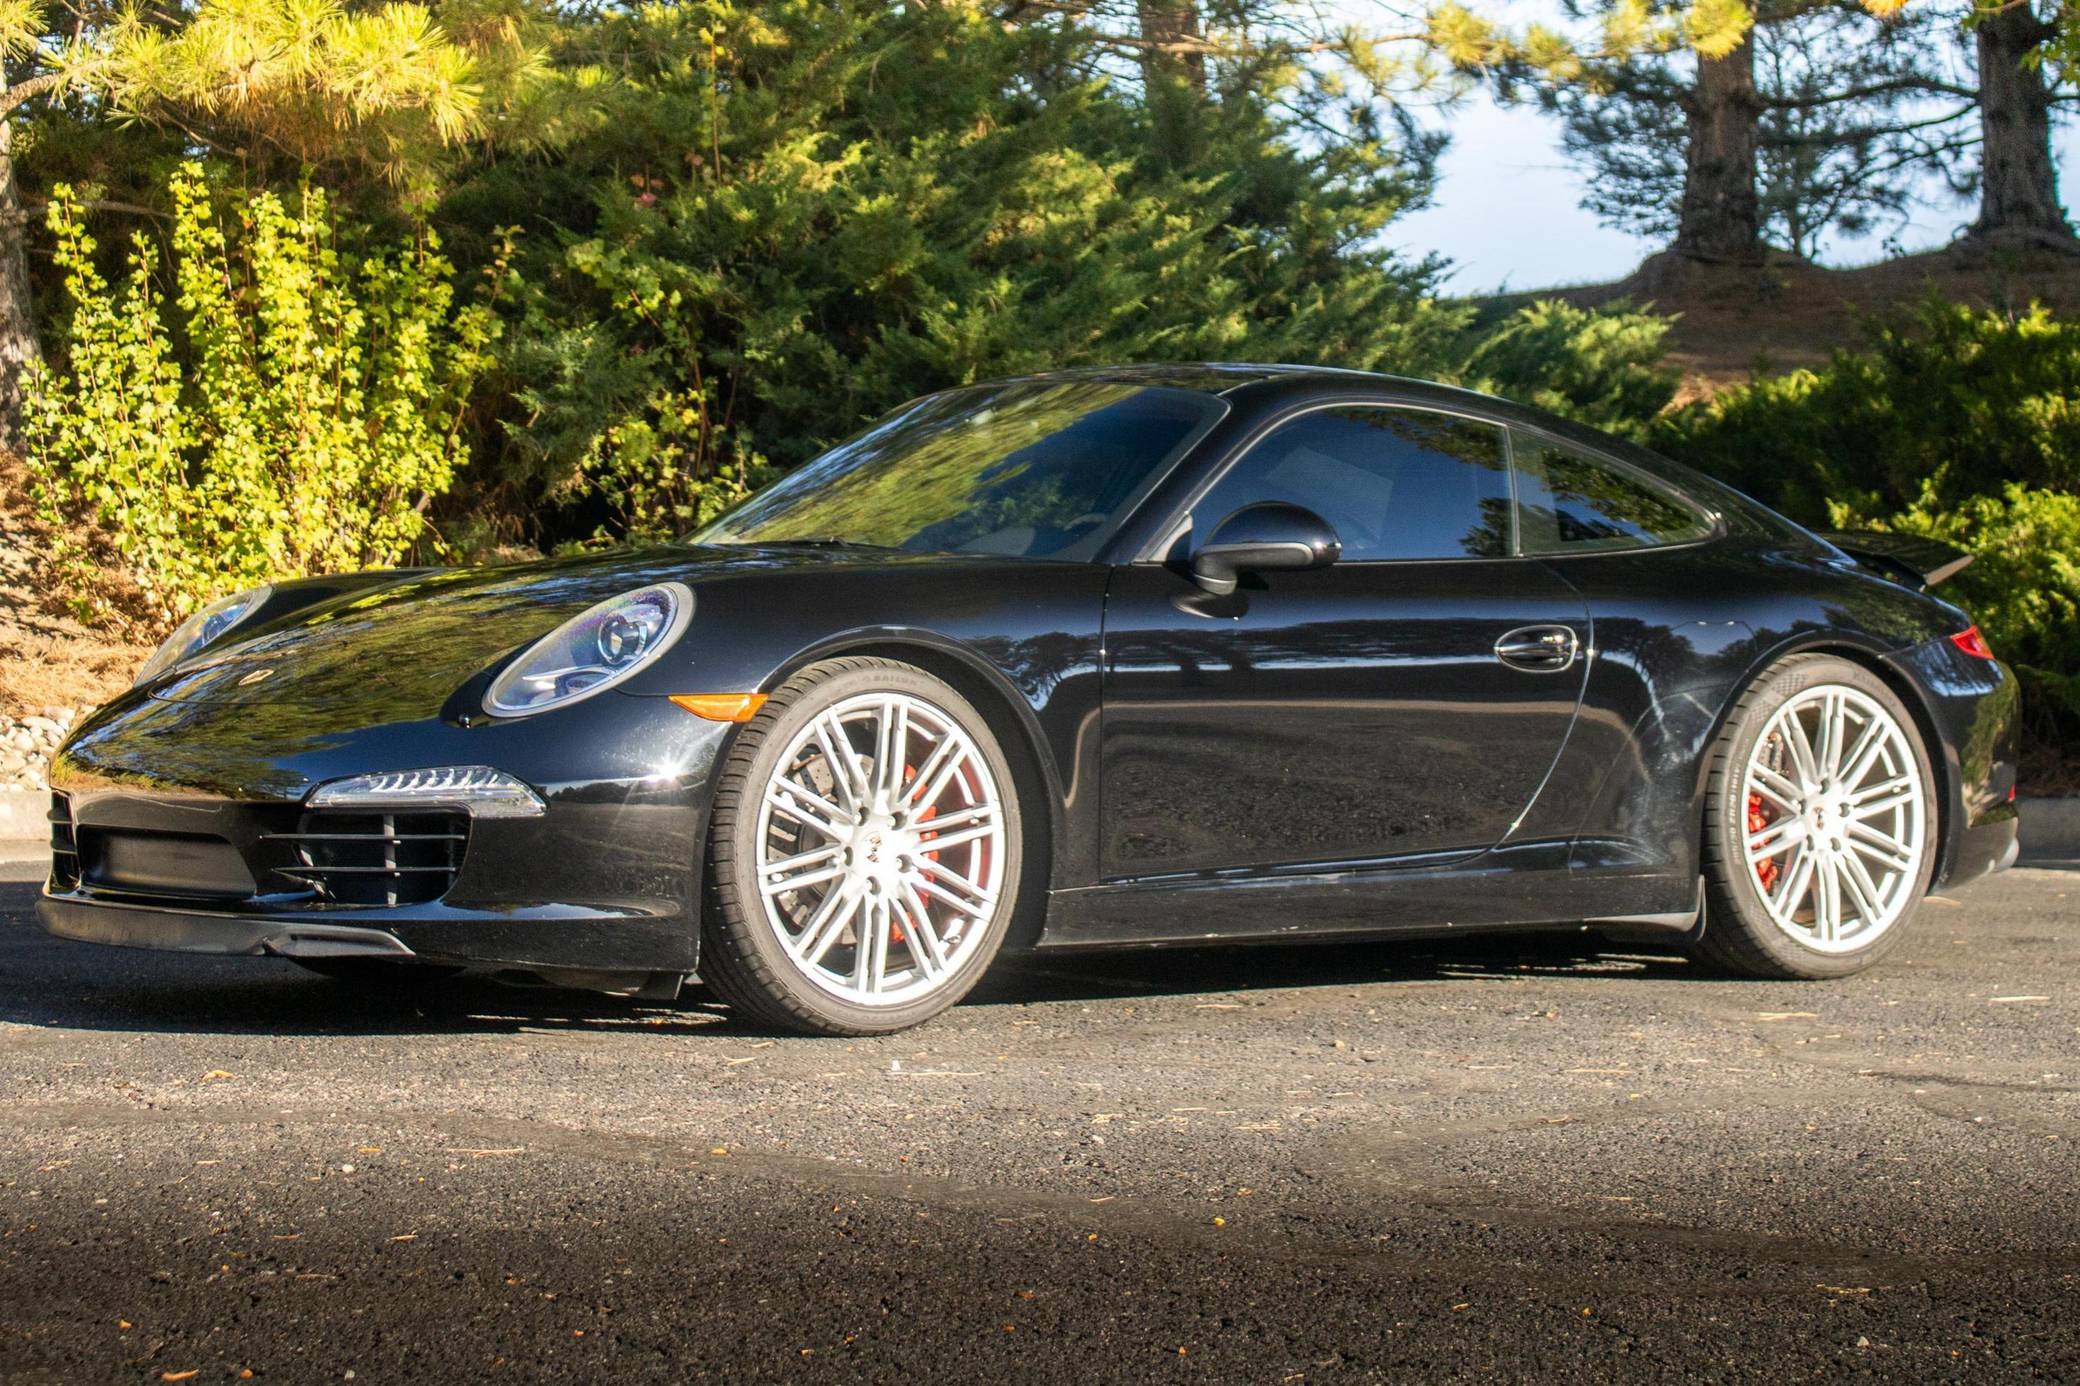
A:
[984, 930, 1700, 1005]
[2, 880, 1703, 1039]
[0, 946, 739, 1039]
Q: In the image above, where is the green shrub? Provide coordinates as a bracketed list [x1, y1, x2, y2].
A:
[24, 164, 502, 629]
[438, 0, 1471, 549]
[1454, 298, 1680, 440]
[1651, 297, 2080, 524]
[1830, 483, 2080, 725]
[1654, 298, 2080, 757]
[418, 3, 1690, 551]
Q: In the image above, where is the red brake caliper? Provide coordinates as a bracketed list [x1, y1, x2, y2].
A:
[917, 762, 986, 932]
[1747, 791, 1780, 892]
[888, 760, 930, 946]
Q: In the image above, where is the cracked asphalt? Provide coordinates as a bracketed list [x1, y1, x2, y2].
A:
[1, 863, 2076, 1383]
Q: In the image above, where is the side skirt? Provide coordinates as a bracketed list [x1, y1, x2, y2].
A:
[1036, 843, 1700, 950]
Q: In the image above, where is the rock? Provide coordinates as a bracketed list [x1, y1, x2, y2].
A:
[0, 709, 86, 785]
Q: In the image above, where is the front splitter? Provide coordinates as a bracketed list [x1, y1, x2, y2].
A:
[37, 894, 417, 959]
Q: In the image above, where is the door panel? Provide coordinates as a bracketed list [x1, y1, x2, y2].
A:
[1099, 560, 1590, 879]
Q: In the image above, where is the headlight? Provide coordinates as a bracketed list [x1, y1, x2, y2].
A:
[134, 584, 273, 686]
[484, 582, 694, 717]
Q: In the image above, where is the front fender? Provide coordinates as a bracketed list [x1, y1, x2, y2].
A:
[623, 563, 1110, 886]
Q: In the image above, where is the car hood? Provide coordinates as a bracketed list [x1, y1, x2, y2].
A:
[142, 544, 852, 718]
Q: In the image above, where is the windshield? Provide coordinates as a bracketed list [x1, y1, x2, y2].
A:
[692, 381, 1223, 561]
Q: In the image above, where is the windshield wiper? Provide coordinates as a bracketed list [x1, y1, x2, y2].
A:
[749, 535, 907, 552]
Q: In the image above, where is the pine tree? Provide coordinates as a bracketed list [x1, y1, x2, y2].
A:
[1543, 0, 2076, 260]
[0, 0, 499, 442]
[1961, 0, 2076, 251]
[1676, 21, 1763, 261]
[432, 0, 1487, 547]
[1548, 2, 1970, 263]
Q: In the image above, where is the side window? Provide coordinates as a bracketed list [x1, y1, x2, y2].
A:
[1513, 434, 1713, 554]
[1191, 408, 1512, 561]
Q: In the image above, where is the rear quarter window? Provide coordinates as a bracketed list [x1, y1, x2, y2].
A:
[1512, 432, 1715, 554]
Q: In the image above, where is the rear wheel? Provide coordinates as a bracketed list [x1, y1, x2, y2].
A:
[701, 658, 1024, 1035]
[1697, 655, 1937, 978]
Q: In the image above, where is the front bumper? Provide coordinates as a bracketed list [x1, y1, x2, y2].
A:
[40, 688, 732, 972]
[36, 890, 696, 971]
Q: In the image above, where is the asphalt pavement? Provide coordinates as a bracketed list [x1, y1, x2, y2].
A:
[2, 862, 2076, 1383]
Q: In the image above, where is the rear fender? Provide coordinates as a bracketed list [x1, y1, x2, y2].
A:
[1565, 627, 1903, 882]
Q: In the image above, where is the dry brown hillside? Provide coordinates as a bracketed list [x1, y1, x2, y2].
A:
[1485, 247, 2080, 402]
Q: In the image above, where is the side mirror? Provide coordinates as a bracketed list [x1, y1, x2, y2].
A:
[1189, 502, 1342, 596]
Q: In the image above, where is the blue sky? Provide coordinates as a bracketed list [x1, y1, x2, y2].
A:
[1387, 57, 2080, 294]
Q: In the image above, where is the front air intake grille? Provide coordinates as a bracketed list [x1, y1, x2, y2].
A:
[48, 791, 78, 890]
[260, 811, 468, 907]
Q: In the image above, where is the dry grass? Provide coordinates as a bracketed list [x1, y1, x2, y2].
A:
[0, 454, 153, 715]
[2019, 747, 2080, 798]
[0, 635, 143, 711]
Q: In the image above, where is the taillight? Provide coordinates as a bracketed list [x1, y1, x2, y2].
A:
[1949, 625, 1996, 660]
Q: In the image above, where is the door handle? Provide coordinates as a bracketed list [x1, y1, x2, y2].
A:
[1495, 624, 1579, 673]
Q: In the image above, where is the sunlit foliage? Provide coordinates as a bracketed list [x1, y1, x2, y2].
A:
[23, 164, 502, 626]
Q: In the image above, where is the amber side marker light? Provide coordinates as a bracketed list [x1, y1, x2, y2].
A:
[1949, 625, 1996, 661]
[670, 693, 768, 723]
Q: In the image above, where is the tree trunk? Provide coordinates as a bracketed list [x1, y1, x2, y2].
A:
[1963, 1, 2073, 251]
[1135, 0, 1207, 94]
[0, 113, 39, 448]
[1674, 34, 1763, 264]
[1135, 0, 1206, 170]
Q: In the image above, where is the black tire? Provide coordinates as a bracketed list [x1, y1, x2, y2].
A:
[290, 958, 465, 986]
[700, 657, 1026, 1036]
[1695, 654, 1938, 979]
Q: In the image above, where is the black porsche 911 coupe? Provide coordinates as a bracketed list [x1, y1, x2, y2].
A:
[41, 365, 2019, 1034]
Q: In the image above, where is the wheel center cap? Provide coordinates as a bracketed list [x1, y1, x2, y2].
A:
[848, 816, 917, 888]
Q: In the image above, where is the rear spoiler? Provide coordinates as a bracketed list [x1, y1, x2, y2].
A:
[1815, 530, 1974, 590]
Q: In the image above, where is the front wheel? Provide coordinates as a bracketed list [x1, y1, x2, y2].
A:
[700, 658, 1025, 1035]
[1697, 655, 1938, 979]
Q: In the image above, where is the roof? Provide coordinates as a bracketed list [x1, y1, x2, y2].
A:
[1001, 363, 1786, 534]
[1004, 362, 1515, 406]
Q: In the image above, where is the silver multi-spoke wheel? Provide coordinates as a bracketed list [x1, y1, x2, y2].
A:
[1738, 683, 1928, 954]
[754, 690, 1007, 1007]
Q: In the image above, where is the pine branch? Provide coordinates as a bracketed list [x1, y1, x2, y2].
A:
[0, 67, 66, 118]
[1756, 74, 1980, 110]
